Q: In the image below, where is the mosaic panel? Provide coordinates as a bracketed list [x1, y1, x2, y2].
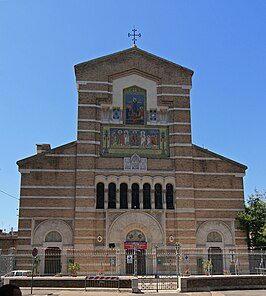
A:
[124, 86, 146, 125]
[102, 126, 168, 157]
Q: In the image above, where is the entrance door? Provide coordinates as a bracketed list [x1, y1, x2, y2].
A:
[44, 247, 61, 275]
[126, 248, 146, 275]
[208, 247, 223, 274]
[125, 230, 147, 275]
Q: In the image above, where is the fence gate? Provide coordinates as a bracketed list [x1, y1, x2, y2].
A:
[138, 276, 178, 291]
[0, 255, 15, 276]
[44, 247, 61, 275]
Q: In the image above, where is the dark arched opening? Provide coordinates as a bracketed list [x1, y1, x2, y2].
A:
[96, 182, 104, 209]
[44, 247, 61, 275]
[143, 183, 151, 209]
[131, 183, 140, 209]
[108, 183, 116, 208]
[120, 183, 128, 209]
[166, 183, 174, 209]
[155, 183, 163, 209]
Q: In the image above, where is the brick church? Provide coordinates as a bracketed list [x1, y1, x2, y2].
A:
[17, 46, 247, 275]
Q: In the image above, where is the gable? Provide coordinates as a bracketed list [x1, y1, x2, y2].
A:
[74, 47, 193, 85]
[17, 141, 76, 167]
[193, 144, 247, 172]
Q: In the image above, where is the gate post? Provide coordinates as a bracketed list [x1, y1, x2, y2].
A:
[175, 242, 181, 275]
[132, 277, 141, 293]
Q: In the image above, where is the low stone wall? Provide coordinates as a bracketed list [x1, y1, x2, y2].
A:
[179, 275, 266, 292]
[6, 276, 131, 289]
[5, 275, 266, 292]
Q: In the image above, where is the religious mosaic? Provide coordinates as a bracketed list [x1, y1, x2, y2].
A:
[102, 126, 168, 157]
[124, 86, 146, 125]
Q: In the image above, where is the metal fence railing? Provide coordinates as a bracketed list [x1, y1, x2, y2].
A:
[0, 247, 265, 277]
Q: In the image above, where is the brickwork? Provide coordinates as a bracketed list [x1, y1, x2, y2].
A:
[16, 47, 247, 275]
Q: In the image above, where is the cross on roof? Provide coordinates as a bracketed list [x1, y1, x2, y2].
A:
[128, 27, 141, 47]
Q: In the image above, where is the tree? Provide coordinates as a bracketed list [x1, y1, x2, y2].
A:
[237, 190, 266, 249]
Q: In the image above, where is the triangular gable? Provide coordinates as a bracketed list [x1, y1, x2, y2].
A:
[17, 141, 76, 166]
[74, 47, 194, 75]
[193, 144, 247, 170]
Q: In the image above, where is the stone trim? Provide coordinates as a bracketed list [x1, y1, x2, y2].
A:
[169, 132, 191, 136]
[78, 90, 112, 94]
[77, 80, 112, 86]
[20, 196, 74, 199]
[169, 143, 192, 147]
[157, 93, 190, 97]
[46, 154, 76, 157]
[157, 84, 192, 90]
[78, 104, 101, 108]
[168, 108, 190, 111]
[20, 207, 73, 210]
[77, 141, 100, 145]
[78, 119, 101, 122]
[196, 208, 243, 211]
[21, 186, 75, 189]
[77, 154, 99, 157]
[168, 122, 191, 125]
[78, 129, 101, 133]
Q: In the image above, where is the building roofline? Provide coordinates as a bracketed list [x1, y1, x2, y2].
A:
[74, 47, 194, 75]
[193, 144, 248, 170]
[17, 141, 77, 166]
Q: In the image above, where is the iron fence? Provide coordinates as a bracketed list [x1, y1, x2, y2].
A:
[0, 247, 265, 277]
[138, 275, 178, 291]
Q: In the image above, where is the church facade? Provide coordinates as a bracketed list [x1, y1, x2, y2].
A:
[17, 47, 247, 275]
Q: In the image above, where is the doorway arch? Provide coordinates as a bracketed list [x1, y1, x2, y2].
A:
[44, 247, 61, 275]
[125, 230, 146, 275]
[208, 247, 223, 274]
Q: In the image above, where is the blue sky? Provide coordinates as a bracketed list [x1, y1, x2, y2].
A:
[0, 0, 265, 231]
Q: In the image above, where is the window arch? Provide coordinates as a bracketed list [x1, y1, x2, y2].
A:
[131, 183, 140, 209]
[155, 183, 163, 209]
[166, 183, 174, 209]
[143, 183, 151, 209]
[108, 183, 116, 209]
[96, 182, 104, 209]
[207, 231, 222, 242]
[120, 183, 128, 209]
[45, 231, 62, 242]
[126, 230, 146, 242]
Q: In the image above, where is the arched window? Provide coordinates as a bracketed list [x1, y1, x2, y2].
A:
[120, 183, 128, 209]
[166, 183, 174, 209]
[155, 183, 163, 209]
[96, 182, 104, 209]
[207, 231, 222, 242]
[108, 183, 116, 209]
[45, 231, 62, 242]
[143, 183, 151, 209]
[131, 183, 140, 209]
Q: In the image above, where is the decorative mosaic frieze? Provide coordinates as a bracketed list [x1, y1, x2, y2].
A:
[102, 125, 168, 157]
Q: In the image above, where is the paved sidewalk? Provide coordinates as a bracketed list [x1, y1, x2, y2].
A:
[21, 287, 266, 296]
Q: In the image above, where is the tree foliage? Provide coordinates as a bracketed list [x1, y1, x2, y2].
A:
[237, 190, 266, 249]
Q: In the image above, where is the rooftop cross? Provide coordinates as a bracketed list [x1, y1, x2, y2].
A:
[128, 27, 141, 47]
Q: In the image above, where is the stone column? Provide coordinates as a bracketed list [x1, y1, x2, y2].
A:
[116, 188, 120, 209]
[104, 187, 108, 209]
[162, 189, 166, 209]
[140, 189, 143, 209]
[128, 188, 132, 209]
[151, 189, 155, 209]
